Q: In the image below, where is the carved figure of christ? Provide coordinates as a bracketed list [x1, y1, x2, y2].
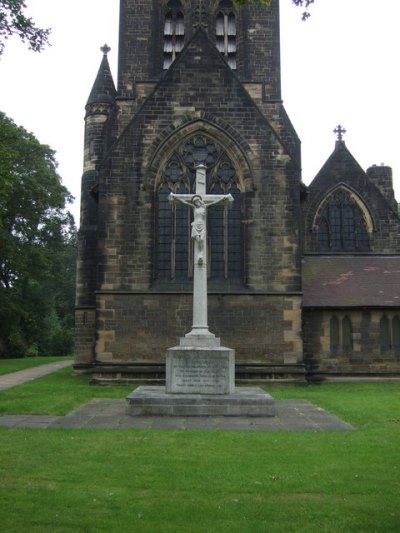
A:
[169, 164, 233, 338]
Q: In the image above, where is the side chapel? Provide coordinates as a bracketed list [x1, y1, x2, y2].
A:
[74, 0, 400, 382]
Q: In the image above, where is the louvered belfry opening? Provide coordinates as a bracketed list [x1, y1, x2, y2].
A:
[163, 0, 185, 69]
[216, 0, 237, 69]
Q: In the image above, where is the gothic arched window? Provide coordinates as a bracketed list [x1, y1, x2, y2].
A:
[330, 316, 340, 354]
[316, 190, 370, 252]
[380, 315, 391, 353]
[163, 1, 185, 69]
[392, 315, 400, 351]
[342, 316, 353, 353]
[155, 135, 243, 284]
[378, 314, 400, 354]
[329, 314, 353, 354]
[216, 1, 237, 69]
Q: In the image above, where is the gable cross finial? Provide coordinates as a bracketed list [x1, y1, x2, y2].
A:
[100, 43, 111, 56]
[193, 0, 208, 29]
[334, 124, 346, 141]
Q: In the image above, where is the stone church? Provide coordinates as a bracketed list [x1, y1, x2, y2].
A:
[74, 0, 400, 383]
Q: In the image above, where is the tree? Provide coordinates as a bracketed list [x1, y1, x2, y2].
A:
[0, 112, 76, 356]
[235, 0, 314, 20]
[0, 0, 50, 56]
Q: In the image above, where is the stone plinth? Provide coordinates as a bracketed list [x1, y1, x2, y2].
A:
[126, 335, 275, 418]
[166, 347, 234, 395]
[166, 334, 234, 395]
[126, 386, 275, 417]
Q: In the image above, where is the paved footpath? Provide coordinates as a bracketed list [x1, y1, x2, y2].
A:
[0, 360, 354, 431]
[0, 359, 73, 391]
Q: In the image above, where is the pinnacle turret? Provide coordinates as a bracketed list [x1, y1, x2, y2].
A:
[86, 45, 116, 106]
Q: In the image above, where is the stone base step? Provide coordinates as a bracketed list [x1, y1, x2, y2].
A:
[126, 386, 275, 417]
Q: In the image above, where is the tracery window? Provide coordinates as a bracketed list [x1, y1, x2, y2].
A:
[163, 1, 185, 69]
[317, 190, 370, 252]
[156, 135, 243, 283]
[216, 1, 237, 69]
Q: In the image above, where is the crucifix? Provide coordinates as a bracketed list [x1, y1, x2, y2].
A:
[169, 164, 233, 339]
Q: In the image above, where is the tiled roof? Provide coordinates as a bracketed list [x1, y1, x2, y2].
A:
[302, 256, 400, 308]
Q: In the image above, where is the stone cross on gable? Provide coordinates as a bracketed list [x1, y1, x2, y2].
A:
[334, 124, 346, 141]
[169, 164, 233, 339]
[100, 43, 111, 55]
[193, 0, 208, 29]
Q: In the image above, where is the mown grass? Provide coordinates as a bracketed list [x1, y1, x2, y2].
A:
[0, 373, 399, 532]
[0, 356, 72, 376]
[0, 367, 131, 415]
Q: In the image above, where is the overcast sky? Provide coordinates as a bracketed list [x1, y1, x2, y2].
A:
[1, 0, 399, 223]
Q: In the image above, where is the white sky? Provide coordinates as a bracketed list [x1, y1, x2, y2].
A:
[1, 0, 399, 224]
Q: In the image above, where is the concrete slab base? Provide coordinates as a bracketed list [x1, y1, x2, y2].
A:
[126, 386, 275, 417]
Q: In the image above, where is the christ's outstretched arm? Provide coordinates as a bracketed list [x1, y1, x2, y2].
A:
[204, 194, 234, 207]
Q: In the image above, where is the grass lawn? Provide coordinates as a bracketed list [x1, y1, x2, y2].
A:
[0, 356, 72, 376]
[0, 372, 399, 532]
[0, 367, 131, 415]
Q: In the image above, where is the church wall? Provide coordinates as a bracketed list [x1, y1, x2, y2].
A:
[118, 0, 158, 95]
[74, 309, 96, 367]
[96, 140, 301, 294]
[303, 309, 400, 377]
[75, 104, 114, 367]
[94, 293, 303, 367]
[366, 165, 397, 211]
[258, 102, 301, 166]
[238, 0, 281, 99]
[303, 143, 400, 254]
[97, 35, 302, 293]
[75, 1, 306, 378]
[74, 1, 400, 380]
[117, 1, 281, 96]
[75, 108, 109, 308]
[75, 199, 98, 308]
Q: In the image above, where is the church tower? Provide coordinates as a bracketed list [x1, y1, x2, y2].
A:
[74, 0, 305, 382]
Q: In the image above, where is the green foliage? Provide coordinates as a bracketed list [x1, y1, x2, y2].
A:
[0, 112, 76, 357]
[0, 0, 50, 55]
[234, 0, 314, 20]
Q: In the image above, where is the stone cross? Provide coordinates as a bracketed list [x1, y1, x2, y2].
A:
[169, 164, 233, 340]
[193, 0, 208, 29]
[100, 43, 111, 56]
[334, 124, 346, 141]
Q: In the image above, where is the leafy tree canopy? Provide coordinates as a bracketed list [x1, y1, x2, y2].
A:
[0, 112, 76, 356]
[0, 0, 50, 56]
[234, 0, 314, 20]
